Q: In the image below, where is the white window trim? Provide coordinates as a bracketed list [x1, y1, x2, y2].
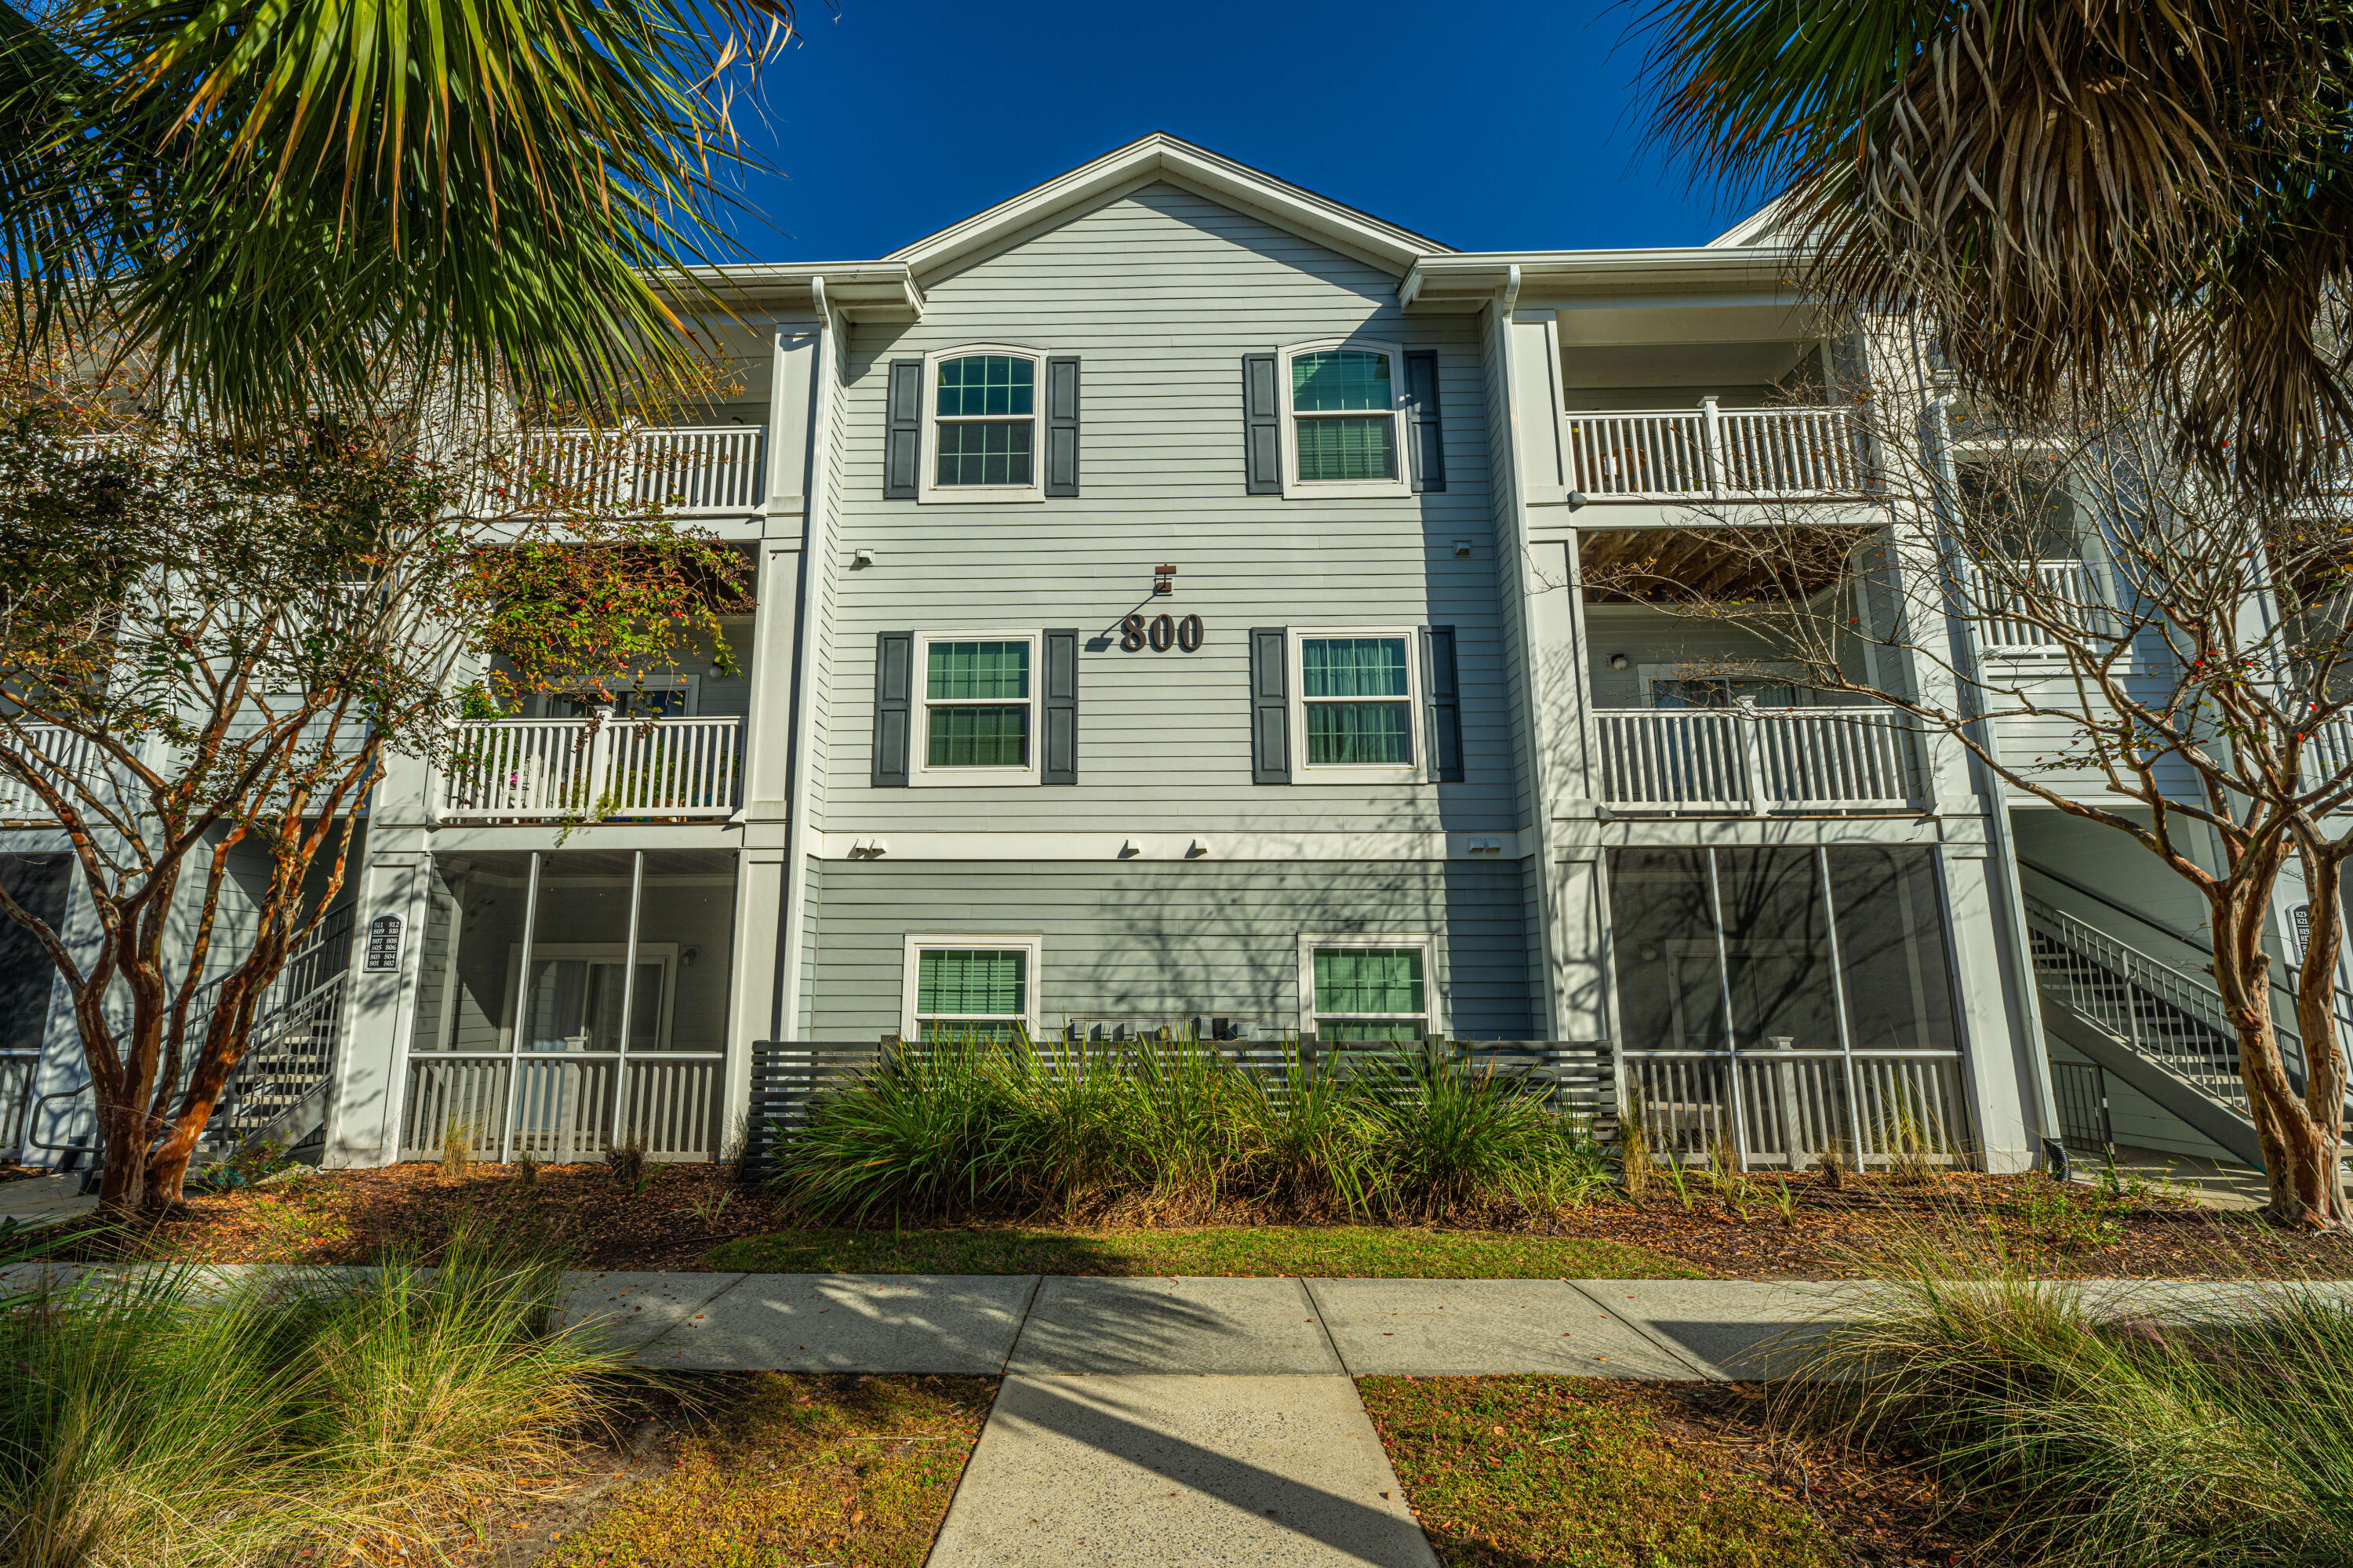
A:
[529, 674, 700, 719]
[1635, 662, 1808, 708]
[1297, 933, 1443, 1039]
[911, 629, 1043, 787]
[499, 942, 678, 1053]
[919, 344, 1048, 504]
[1278, 337, 1412, 500]
[901, 934, 1044, 1041]
[1288, 626, 1426, 784]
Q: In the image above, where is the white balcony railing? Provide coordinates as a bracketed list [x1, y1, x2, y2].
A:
[1980, 560, 2099, 651]
[436, 715, 743, 821]
[0, 725, 97, 821]
[1563, 400, 1871, 500]
[1595, 705, 1921, 813]
[494, 425, 768, 518]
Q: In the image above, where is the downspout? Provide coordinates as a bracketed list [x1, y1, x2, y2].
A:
[1927, 391, 2065, 1169]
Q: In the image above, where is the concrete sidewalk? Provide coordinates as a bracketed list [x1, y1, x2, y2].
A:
[589, 1271, 1879, 1380]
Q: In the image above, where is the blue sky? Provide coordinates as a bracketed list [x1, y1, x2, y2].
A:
[720, 0, 1751, 262]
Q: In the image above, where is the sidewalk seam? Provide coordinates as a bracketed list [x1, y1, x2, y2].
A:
[1297, 1276, 1353, 1374]
[629, 1271, 754, 1358]
[1564, 1281, 1727, 1381]
[996, 1275, 1044, 1375]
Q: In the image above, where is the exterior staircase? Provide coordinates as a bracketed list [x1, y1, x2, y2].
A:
[2023, 893, 2348, 1170]
[32, 904, 355, 1178]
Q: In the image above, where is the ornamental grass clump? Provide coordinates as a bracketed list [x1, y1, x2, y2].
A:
[0, 1219, 625, 1568]
[1788, 1231, 2353, 1566]
[768, 1031, 1609, 1227]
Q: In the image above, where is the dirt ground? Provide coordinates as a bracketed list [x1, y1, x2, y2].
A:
[61, 1158, 2353, 1280]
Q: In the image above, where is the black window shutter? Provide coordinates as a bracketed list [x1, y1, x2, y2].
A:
[883, 360, 924, 499]
[1405, 351, 1446, 494]
[1242, 354, 1281, 495]
[1425, 625, 1464, 782]
[1042, 628, 1078, 783]
[872, 632, 914, 787]
[1045, 358, 1080, 497]
[1249, 627, 1290, 784]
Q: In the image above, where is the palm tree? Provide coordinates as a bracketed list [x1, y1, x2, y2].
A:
[0, 0, 791, 424]
[1631, 0, 2353, 497]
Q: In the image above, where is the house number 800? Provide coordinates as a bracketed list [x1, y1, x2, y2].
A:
[1122, 613, 1203, 653]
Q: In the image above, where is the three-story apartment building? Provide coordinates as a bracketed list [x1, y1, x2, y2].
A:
[3, 134, 2286, 1181]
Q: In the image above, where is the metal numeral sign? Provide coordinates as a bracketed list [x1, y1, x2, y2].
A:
[364, 915, 404, 971]
[1121, 613, 1203, 653]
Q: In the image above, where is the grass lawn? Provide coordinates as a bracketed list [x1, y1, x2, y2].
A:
[702, 1224, 1702, 1279]
[532, 1374, 993, 1568]
[1361, 1377, 1977, 1568]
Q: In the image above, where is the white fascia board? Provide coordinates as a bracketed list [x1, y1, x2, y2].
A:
[1402, 246, 1806, 304]
[646, 261, 919, 314]
[882, 133, 1451, 282]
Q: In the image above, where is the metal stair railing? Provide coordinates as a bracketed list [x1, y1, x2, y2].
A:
[2022, 893, 2254, 1118]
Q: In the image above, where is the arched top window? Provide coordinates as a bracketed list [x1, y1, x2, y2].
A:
[1278, 339, 1412, 499]
[923, 346, 1044, 500]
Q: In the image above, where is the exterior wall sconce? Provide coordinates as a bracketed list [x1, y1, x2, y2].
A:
[1609, 653, 1629, 671]
[1154, 564, 1177, 595]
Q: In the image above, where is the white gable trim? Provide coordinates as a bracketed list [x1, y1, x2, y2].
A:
[884, 133, 1452, 282]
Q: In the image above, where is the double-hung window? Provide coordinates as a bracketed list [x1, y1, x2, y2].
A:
[1281, 340, 1409, 498]
[1289, 628, 1421, 780]
[1300, 937, 1438, 1043]
[903, 937, 1041, 1042]
[923, 347, 1043, 501]
[916, 632, 1038, 784]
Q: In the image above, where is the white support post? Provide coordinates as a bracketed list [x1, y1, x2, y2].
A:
[1700, 395, 1724, 500]
[1737, 700, 1769, 816]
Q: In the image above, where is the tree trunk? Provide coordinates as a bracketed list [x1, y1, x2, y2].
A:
[92, 1093, 153, 1217]
[2214, 891, 2353, 1230]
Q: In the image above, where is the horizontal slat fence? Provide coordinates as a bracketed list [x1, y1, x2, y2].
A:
[742, 1038, 1616, 1180]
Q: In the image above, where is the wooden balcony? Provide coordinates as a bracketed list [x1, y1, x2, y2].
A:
[1594, 704, 1922, 814]
[487, 425, 768, 518]
[435, 715, 744, 822]
[1563, 401, 1871, 501]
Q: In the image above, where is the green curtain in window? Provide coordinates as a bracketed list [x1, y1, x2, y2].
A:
[917, 949, 1027, 1015]
[936, 356, 1035, 417]
[1303, 638, 1408, 697]
[1305, 703, 1412, 765]
[928, 642, 1030, 700]
[927, 706, 1029, 766]
[1314, 948, 1424, 1017]
[936, 421, 1034, 486]
[1291, 351, 1390, 412]
[1295, 417, 1396, 482]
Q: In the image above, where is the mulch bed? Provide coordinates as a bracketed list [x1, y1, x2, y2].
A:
[51, 1159, 2353, 1279]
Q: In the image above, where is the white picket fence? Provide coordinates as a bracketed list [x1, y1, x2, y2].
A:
[493, 426, 767, 517]
[436, 715, 743, 821]
[1626, 1047, 1969, 1168]
[398, 1052, 725, 1162]
[1564, 402, 1871, 500]
[1594, 706, 1920, 813]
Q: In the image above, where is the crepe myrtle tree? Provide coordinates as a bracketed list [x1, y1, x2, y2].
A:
[1580, 344, 2353, 1228]
[0, 366, 748, 1213]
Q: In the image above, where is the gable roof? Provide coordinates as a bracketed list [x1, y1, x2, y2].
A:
[882, 133, 1455, 280]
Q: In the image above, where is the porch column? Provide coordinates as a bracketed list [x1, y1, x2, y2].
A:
[322, 840, 432, 1167]
[1938, 843, 2036, 1172]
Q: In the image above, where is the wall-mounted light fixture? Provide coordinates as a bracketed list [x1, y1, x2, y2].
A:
[1609, 653, 1630, 671]
[1153, 564, 1178, 595]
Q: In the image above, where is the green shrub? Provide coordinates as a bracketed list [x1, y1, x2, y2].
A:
[1792, 1254, 2353, 1566]
[0, 1221, 624, 1568]
[1363, 1046, 1613, 1217]
[769, 1032, 1608, 1228]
